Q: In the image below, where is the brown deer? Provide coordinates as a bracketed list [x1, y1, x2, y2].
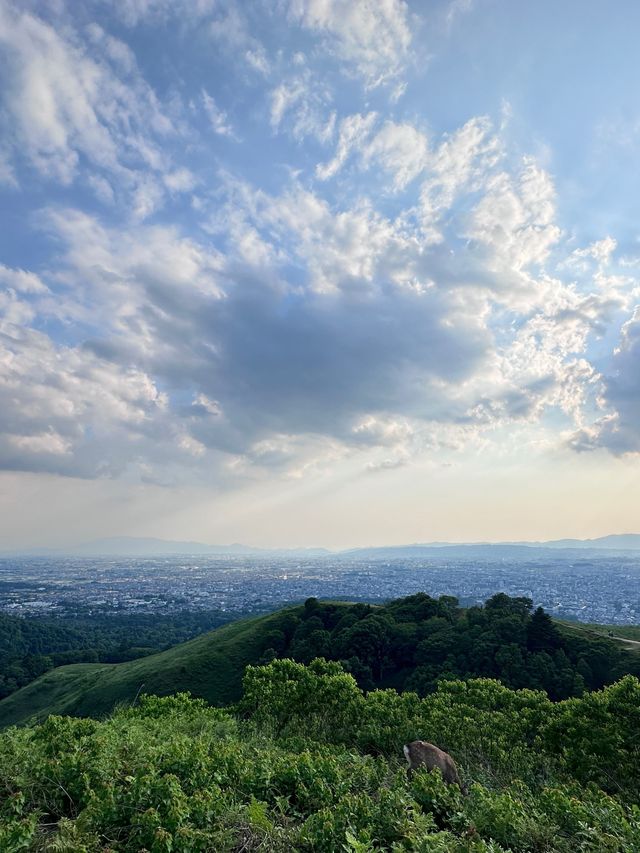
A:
[403, 740, 467, 794]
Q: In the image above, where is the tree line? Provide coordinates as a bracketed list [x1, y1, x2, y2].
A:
[257, 593, 640, 700]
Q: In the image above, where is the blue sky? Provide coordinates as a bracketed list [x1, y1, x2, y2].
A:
[1, 0, 640, 548]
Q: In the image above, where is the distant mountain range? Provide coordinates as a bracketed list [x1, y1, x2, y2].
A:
[3, 533, 640, 558]
[0, 536, 332, 558]
[341, 534, 640, 560]
[525, 534, 640, 550]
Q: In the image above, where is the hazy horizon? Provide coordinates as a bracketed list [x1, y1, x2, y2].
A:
[2, 1, 640, 548]
[5, 531, 640, 556]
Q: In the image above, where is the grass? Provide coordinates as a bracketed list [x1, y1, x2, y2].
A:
[0, 607, 307, 729]
[597, 624, 640, 642]
[556, 619, 640, 650]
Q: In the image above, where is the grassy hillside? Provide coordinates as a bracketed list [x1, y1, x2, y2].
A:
[2, 594, 638, 731]
[557, 618, 640, 646]
[0, 607, 303, 728]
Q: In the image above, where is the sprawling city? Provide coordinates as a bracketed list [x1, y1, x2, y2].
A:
[2, 553, 638, 625]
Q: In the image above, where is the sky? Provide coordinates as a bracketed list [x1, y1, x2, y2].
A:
[2, 0, 640, 549]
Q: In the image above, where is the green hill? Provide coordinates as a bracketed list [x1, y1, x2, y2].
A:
[0, 608, 236, 700]
[0, 607, 303, 728]
[1, 593, 638, 731]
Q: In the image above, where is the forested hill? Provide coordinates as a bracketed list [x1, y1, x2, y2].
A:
[1, 593, 638, 728]
[272, 593, 640, 698]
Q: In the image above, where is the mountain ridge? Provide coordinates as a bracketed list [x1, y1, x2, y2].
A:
[4, 533, 640, 557]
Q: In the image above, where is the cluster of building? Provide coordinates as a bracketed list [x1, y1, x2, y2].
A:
[0, 555, 638, 625]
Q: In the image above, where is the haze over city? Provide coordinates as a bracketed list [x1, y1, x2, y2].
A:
[2, 1, 640, 549]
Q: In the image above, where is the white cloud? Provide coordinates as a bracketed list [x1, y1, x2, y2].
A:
[467, 158, 561, 272]
[164, 168, 198, 193]
[0, 264, 48, 294]
[568, 236, 617, 269]
[419, 116, 502, 239]
[1, 0, 635, 483]
[0, 290, 36, 326]
[352, 415, 414, 447]
[0, 191, 493, 479]
[201, 90, 236, 138]
[316, 112, 377, 179]
[288, 0, 412, 87]
[251, 182, 408, 292]
[0, 320, 172, 477]
[8, 431, 72, 457]
[270, 79, 308, 130]
[87, 174, 116, 204]
[268, 63, 335, 144]
[131, 175, 166, 220]
[1, 143, 631, 481]
[208, 4, 270, 75]
[178, 434, 207, 457]
[0, 263, 50, 326]
[0, 4, 180, 216]
[362, 121, 429, 190]
[318, 114, 499, 199]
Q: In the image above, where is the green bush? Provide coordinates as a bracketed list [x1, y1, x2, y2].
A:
[0, 667, 639, 851]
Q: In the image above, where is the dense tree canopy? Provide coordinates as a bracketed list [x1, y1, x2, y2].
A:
[260, 594, 639, 700]
[1, 594, 637, 709]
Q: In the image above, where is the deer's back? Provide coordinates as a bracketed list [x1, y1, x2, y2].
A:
[404, 740, 461, 786]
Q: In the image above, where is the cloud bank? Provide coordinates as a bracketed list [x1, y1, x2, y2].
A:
[0, 0, 639, 492]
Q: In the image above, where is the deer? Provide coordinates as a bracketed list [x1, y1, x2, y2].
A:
[403, 740, 467, 794]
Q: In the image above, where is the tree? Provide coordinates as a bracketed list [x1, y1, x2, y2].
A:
[494, 643, 526, 688]
[336, 615, 391, 681]
[485, 593, 533, 618]
[240, 658, 363, 740]
[304, 597, 320, 617]
[527, 607, 561, 652]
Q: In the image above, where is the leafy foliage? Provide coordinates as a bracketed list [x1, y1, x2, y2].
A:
[0, 660, 639, 851]
[274, 594, 639, 701]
